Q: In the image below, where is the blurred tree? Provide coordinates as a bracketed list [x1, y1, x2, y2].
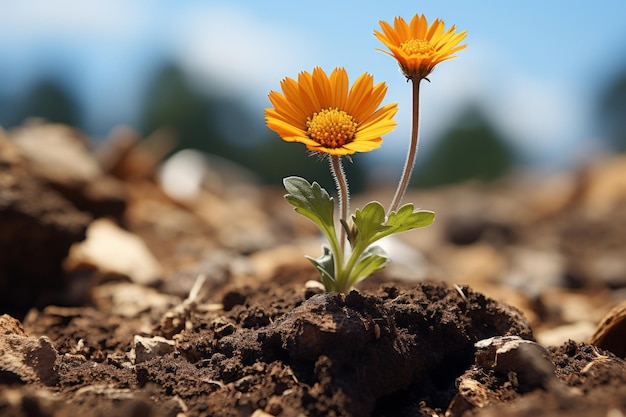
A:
[11, 77, 82, 127]
[412, 105, 515, 188]
[0, 95, 11, 128]
[598, 66, 626, 152]
[140, 62, 235, 158]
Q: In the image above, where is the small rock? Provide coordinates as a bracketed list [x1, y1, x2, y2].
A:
[250, 410, 275, 417]
[97, 126, 176, 181]
[65, 218, 163, 286]
[0, 314, 27, 336]
[448, 335, 562, 416]
[536, 321, 597, 348]
[92, 282, 179, 319]
[474, 336, 556, 390]
[446, 378, 492, 416]
[590, 300, 626, 359]
[10, 122, 127, 220]
[0, 314, 59, 385]
[10, 122, 102, 187]
[131, 335, 176, 364]
[158, 149, 259, 200]
[304, 280, 325, 299]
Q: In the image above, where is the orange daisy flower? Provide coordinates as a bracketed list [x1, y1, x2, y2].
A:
[374, 14, 467, 81]
[265, 67, 398, 156]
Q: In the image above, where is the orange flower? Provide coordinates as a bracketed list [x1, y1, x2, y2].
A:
[265, 67, 398, 156]
[374, 14, 467, 81]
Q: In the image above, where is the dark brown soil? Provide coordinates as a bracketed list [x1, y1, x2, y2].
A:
[1, 124, 626, 417]
[3, 280, 626, 417]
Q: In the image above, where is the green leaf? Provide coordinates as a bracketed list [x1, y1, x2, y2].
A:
[353, 201, 389, 240]
[283, 176, 336, 238]
[347, 245, 389, 286]
[306, 246, 335, 291]
[384, 204, 435, 237]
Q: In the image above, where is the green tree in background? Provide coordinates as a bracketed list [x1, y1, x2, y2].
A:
[140, 62, 238, 160]
[598, 66, 626, 152]
[12, 77, 82, 128]
[412, 105, 515, 188]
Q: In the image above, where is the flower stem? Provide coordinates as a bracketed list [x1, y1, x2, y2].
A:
[329, 155, 349, 253]
[388, 79, 422, 214]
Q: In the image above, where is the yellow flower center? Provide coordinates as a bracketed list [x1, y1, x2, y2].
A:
[306, 107, 357, 149]
[400, 38, 435, 57]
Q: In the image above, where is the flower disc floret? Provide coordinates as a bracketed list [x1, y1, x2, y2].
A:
[306, 108, 358, 149]
[265, 67, 398, 156]
[374, 14, 467, 81]
[400, 39, 435, 57]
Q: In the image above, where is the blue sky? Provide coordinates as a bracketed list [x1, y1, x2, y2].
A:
[1, 0, 626, 170]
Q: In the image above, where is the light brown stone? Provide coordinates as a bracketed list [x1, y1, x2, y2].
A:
[0, 314, 59, 385]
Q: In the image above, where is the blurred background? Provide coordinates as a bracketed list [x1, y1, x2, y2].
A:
[1, 0, 626, 193]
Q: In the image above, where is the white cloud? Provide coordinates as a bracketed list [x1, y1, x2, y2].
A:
[171, 4, 318, 96]
[0, 0, 146, 41]
[486, 76, 585, 158]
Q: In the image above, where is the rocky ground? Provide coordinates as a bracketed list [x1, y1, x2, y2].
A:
[1, 121, 626, 417]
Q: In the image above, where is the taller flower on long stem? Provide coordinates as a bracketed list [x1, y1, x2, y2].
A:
[374, 14, 467, 82]
[375, 14, 466, 212]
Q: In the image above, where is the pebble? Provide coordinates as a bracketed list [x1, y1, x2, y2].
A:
[131, 335, 176, 364]
[65, 218, 163, 286]
[10, 121, 102, 186]
[0, 314, 59, 385]
[474, 336, 556, 389]
[590, 300, 626, 358]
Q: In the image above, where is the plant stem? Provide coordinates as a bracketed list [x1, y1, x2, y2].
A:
[329, 155, 349, 254]
[388, 78, 422, 214]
